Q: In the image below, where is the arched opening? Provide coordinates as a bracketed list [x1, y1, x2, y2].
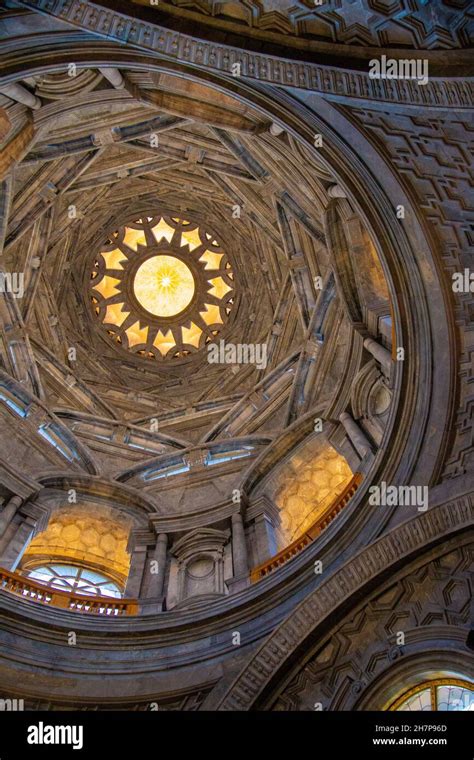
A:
[18, 505, 131, 599]
[389, 677, 474, 712]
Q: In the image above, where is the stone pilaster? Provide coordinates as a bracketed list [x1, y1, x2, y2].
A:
[339, 412, 373, 459]
[142, 533, 168, 600]
[364, 337, 393, 378]
[0, 495, 22, 539]
[124, 544, 148, 598]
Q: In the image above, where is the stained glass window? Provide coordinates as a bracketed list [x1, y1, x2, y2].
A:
[391, 679, 474, 711]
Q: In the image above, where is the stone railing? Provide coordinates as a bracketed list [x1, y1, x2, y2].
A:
[250, 473, 363, 582]
[0, 568, 138, 616]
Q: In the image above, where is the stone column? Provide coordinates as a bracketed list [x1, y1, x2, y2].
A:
[253, 513, 278, 564]
[328, 183, 347, 198]
[98, 68, 125, 89]
[124, 546, 148, 598]
[0, 496, 22, 539]
[0, 84, 41, 110]
[143, 533, 168, 599]
[339, 412, 373, 458]
[245, 496, 280, 568]
[364, 337, 392, 376]
[231, 513, 248, 578]
[0, 513, 35, 571]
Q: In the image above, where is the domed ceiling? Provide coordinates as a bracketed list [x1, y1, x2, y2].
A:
[0, 0, 472, 718]
[1, 56, 355, 447]
[0, 33, 396, 551]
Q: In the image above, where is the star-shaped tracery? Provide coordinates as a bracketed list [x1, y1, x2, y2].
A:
[90, 215, 235, 360]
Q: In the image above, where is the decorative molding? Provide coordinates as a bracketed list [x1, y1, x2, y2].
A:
[127, 0, 473, 52]
[0, 461, 41, 500]
[10, 0, 474, 108]
[344, 106, 473, 480]
[216, 496, 473, 710]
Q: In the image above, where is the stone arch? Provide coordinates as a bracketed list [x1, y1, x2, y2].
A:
[214, 498, 472, 710]
[355, 651, 474, 712]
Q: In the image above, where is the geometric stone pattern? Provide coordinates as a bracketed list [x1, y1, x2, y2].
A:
[270, 439, 353, 544]
[273, 543, 472, 710]
[346, 107, 474, 479]
[149, 0, 473, 49]
[1, 71, 292, 425]
[11, 1, 474, 109]
[22, 506, 131, 584]
[216, 497, 473, 710]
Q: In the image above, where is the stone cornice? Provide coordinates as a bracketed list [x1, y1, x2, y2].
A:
[0, 495, 470, 700]
[215, 495, 474, 710]
[122, 1, 473, 62]
[0, 460, 41, 499]
[148, 498, 237, 534]
[6, 1, 474, 109]
[35, 473, 158, 519]
[115, 435, 270, 484]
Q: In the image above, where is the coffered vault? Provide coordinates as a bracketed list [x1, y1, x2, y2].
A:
[0, 0, 471, 712]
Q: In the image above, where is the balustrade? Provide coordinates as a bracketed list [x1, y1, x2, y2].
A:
[250, 473, 362, 582]
[0, 567, 138, 616]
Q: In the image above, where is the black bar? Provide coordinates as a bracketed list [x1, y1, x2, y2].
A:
[0, 710, 471, 758]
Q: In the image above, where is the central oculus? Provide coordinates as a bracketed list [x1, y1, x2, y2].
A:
[133, 254, 195, 317]
[91, 215, 235, 361]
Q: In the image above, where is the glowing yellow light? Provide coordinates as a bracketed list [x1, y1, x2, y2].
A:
[199, 250, 224, 270]
[200, 303, 223, 326]
[104, 302, 129, 327]
[92, 275, 121, 299]
[181, 322, 202, 348]
[100, 249, 126, 270]
[93, 217, 232, 360]
[123, 227, 146, 250]
[133, 255, 195, 317]
[126, 321, 149, 347]
[153, 328, 175, 356]
[181, 226, 202, 251]
[207, 276, 232, 299]
[151, 218, 175, 244]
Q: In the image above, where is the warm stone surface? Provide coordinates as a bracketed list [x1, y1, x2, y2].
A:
[0, 0, 471, 712]
[22, 506, 131, 585]
[268, 438, 353, 543]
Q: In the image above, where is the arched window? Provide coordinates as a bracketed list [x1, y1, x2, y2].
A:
[390, 679, 474, 711]
[25, 564, 122, 598]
